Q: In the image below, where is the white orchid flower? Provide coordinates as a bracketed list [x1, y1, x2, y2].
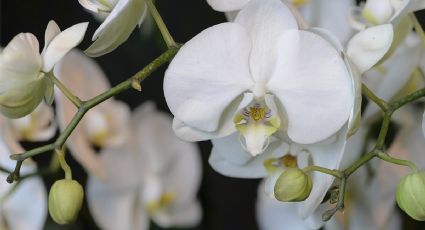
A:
[165, 0, 356, 157]
[0, 123, 47, 230]
[87, 102, 202, 230]
[79, 0, 147, 57]
[0, 20, 88, 118]
[54, 49, 130, 178]
[208, 20, 391, 229]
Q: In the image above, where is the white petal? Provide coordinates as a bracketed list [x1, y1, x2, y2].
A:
[235, 0, 298, 84]
[298, 124, 349, 219]
[209, 135, 288, 178]
[85, 0, 146, 57]
[42, 20, 61, 54]
[152, 201, 202, 228]
[363, 0, 394, 24]
[299, 0, 355, 44]
[206, 0, 250, 12]
[346, 24, 394, 74]
[3, 177, 47, 230]
[256, 181, 311, 230]
[268, 30, 353, 144]
[164, 23, 252, 137]
[78, 0, 106, 12]
[87, 176, 148, 230]
[0, 33, 41, 79]
[53, 50, 112, 177]
[42, 22, 88, 72]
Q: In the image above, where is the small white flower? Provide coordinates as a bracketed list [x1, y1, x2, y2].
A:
[54, 49, 131, 178]
[87, 102, 202, 230]
[79, 0, 147, 57]
[0, 21, 88, 118]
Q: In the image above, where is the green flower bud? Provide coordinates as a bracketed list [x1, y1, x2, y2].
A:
[274, 168, 312, 202]
[48, 179, 84, 225]
[396, 171, 425, 221]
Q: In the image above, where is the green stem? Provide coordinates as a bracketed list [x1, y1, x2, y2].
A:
[344, 151, 377, 177]
[410, 13, 425, 49]
[377, 151, 418, 173]
[147, 0, 176, 48]
[56, 148, 72, 180]
[390, 87, 425, 111]
[302, 165, 343, 179]
[8, 47, 180, 181]
[47, 72, 82, 108]
[362, 83, 388, 111]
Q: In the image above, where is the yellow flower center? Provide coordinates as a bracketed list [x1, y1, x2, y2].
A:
[281, 154, 298, 168]
[248, 106, 266, 121]
[146, 192, 176, 214]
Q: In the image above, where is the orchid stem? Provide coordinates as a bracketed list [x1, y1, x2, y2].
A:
[376, 150, 418, 173]
[47, 72, 82, 108]
[302, 166, 343, 179]
[362, 83, 388, 111]
[147, 0, 176, 48]
[56, 148, 72, 180]
[7, 46, 180, 183]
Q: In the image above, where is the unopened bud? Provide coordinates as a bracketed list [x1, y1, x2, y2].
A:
[274, 168, 312, 202]
[396, 172, 425, 221]
[48, 179, 84, 225]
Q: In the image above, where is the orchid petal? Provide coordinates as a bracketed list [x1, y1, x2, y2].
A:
[206, 0, 250, 12]
[298, 124, 349, 219]
[164, 23, 252, 138]
[347, 24, 393, 74]
[87, 178, 148, 230]
[4, 177, 47, 230]
[0, 33, 41, 79]
[85, 0, 146, 57]
[42, 20, 61, 54]
[363, 0, 394, 24]
[268, 30, 353, 144]
[54, 50, 112, 177]
[152, 201, 202, 228]
[300, 0, 355, 43]
[79, 0, 107, 13]
[209, 135, 288, 178]
[235, 0, 298, 84]
[42, 22, 88, 72]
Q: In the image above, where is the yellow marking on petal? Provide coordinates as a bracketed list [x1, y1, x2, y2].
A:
[264, 159, 278, 175]
[362, 9, 379, 25]
[248, 106, 266, 121]
[146, 192, 176, 214]
[233, 114, 244, 124]
[91, 130, 109, 147]
[281, 155, 298, 168]
[291, 0, 309, 7]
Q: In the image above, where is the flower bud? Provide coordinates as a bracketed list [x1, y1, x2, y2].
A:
[274, 168, 312, 202]
[48, 179, 84, 225]
[396, 172, 425, 221]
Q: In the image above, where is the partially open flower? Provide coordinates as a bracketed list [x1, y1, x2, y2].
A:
[0, 20, 88, 118]
[79, 0, 147, 57]
[274, 168, 312, 202]
[396, 171, 425, 221]
[48, 179, 84, 225]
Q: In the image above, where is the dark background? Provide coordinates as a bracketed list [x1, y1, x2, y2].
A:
[1, 1, 425, 230]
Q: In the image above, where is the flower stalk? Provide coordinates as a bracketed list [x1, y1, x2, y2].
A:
[147, 0, 176, 48]
[7, 46, 180, 182]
